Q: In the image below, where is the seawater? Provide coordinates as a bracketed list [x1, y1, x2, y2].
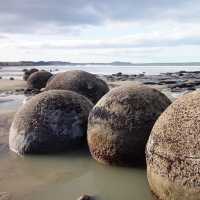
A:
[1, 65, 200, 79]
[0, 149, 152, 200]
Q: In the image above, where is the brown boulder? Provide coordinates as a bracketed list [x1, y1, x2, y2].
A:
[146, 91, 200, 200]
[87, 84, 171, 166]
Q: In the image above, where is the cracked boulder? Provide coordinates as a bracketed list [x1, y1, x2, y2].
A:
[45, 70, 109, 104]
[146, 90, 200, 200]
[87, 84, 171, 166]
[9, 90, 93, 155]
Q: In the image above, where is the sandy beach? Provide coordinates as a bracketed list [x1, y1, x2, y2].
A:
[0, 79, 26, 93]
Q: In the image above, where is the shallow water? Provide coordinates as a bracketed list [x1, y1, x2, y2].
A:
[0, 94, 24, 110]
[0, 149, 153, 200]
[0, 96, 153, 200]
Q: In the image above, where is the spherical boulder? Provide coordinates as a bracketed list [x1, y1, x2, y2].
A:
[27, 70, 53, 90]
[9, 90, 93, 154]
[45, 70, 109, 104]
[146, 91, 200, 200]
[87, 84, 171, 166]
[23, 68, 39, 81]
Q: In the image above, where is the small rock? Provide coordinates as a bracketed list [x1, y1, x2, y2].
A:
[115, 72, 122, 76]
[77, 194, 93, 200]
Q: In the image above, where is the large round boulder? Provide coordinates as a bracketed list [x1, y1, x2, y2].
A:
[9, 90, 93, 154]
[27, 70, 53, 91]
[23, 68, 39, 81]
[45, 70, 109, 104]
[146, 91, 200, 200]
[87, 84, 171, 166]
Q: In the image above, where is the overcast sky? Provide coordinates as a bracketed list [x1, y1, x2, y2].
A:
[0, 0, 200, 62]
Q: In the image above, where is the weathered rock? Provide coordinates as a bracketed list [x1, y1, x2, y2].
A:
[26, 70, 53, 91]
[23, 68, 39, 81]
[87, 84, 171, 166]
[146, 91, 200, 200]
[9, 90, 93, 154]
[45, 70, 109, 104]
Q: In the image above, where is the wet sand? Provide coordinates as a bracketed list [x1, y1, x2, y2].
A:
[0, 79, 26, 93]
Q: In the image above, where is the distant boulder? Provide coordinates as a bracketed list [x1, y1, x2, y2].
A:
[23, 68, 39, 81]
[45, 70, 109, 104]
[26, 71, 53, 92]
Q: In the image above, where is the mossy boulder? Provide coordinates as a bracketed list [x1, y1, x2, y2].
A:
[45, 70, 109, 104]
[87, 84, 171, 166]
[9, 90, 93, 154]
[146, 91, 200, 200]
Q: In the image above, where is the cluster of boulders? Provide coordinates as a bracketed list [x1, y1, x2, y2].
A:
[10, 69, 200, 200]
[10, 70, 109, 154]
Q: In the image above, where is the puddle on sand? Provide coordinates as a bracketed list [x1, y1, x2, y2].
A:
[0, 95, 153, 200]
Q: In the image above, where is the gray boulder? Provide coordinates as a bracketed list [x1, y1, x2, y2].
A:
[9, 90, 93, 154]
[45, 70, 109, 104]
[26, 70, 53, 91]
[23, 68, 39, 81]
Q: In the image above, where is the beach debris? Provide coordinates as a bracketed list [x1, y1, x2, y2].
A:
[146, 90, 200, 200]
[87, 84, 171, 166]
[45, 70, 109, 104]
[9, 90, 93, 154]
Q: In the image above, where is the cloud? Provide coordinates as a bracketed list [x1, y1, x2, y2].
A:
[0, 0, 200, 62]
[0, 0, 200, 33]
[9, 22, 200, 50]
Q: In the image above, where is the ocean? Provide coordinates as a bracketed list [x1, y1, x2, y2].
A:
[1, 65, 200, 79]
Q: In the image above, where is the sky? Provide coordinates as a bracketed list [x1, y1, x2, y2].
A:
[0, 0, 200, 63]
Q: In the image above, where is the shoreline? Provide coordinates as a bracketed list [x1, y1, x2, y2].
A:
[0, 69, 199, 98]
